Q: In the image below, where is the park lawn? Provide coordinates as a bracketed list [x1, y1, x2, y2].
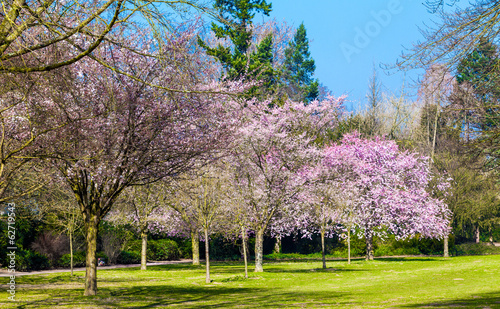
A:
[1, 255, 499, 308]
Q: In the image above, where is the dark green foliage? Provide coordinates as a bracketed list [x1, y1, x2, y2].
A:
[456, 38, 500, 98]
[433, 151, 500, 242]
[149, 239, 180, 261]
[169, 237, 193, 259]
[267, 233, 456, 258]
[199, 0, 272, 80]
[3, 202, 46, 251]
[58, 251, 86, 268]
[96, 251, 108, 261]
[56, 251, 107, 267]
[0, 203, 48, 269]
[16, 249, 51, 271]
[127, 239, 180, 261]
[482, 224, 500, 242]
[0, 219, 8, 267]
[281, 234, 343, 255]
[207, 236, 241, 261]
[283, 23, 319, 102]
[117, 251, 141, 264]
[453, 242, 500, 256]
[211, 0, 272, 55]
[198, 0, 277, 98]
[98, 221, 134, 264]
[454, 38, 500, 168]
[374, 235, 454, 256]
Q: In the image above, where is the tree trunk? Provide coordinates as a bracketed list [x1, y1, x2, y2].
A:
[347, 228, 351, 265]
[84, 212, 99, 296]
[191, 230, 200, 266]
[70, 229, 74, 276]
[242, 226, 248, 279]
[254, 228, 264, 272]
[321, 228, 326, 269]
[141, 230, 147, 271]
[365, 229, 374, 261]
[443, 235, 449, 258]
[475, 226, 480, 243]
[204, 228, 210, 283]
[273, 236, 281, 254]
[431, 103, 439, 158]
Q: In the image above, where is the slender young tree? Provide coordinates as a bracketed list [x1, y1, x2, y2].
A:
[107, 183, 170, 270]
[163, 165, 227, 283]
[163, 193, 203, 266]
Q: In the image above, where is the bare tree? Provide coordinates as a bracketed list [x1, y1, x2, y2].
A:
[0, 0, 211, 73]
[169, 166, 226, 283]
[108, 183, 169, 270]
[398, 1, 500, 72]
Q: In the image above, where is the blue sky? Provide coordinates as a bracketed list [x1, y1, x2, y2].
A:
[262, 0, 439, 111]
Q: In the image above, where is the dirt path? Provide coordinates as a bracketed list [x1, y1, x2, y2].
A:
[0, 259, 192, 277]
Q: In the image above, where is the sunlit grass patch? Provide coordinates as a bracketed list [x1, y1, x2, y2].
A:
[1, 255, 499, 308]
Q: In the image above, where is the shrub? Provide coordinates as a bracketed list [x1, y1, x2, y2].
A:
[58, 251, 86, 268]
[16, 249, 51, 271]
[264, 253, 307, 260]
[99, 222, 133, 264]
[208, 236, 240, 261]
[57, 251, 109, 267]
[125, 239, 142, 252]
[374, 243, 420, 257]
[127, 239, 180, 261]
[31, 231, 69, 265]
[453, 242, 500, 256]
[148, 239, 180, 261]
[331, 245, 365, 258]
[171, 237, 193, 259]
[117, 251, 141, 264]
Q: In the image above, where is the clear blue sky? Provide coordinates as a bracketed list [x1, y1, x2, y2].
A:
[261, 0, 439, 111]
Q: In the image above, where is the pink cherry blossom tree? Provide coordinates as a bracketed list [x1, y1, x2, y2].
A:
[322, 133, 452, 261]
[229, 96, 345, 272]
[47, 32, 239, 295]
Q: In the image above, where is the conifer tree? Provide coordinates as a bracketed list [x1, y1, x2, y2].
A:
[455, 38, 500, 167]
[198, 0, 273, 83]
[283, 23, 319, 102]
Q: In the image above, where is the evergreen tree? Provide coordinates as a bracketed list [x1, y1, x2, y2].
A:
[283, 23, 319, 102]
[455, 38, 500, 168]
[198, 0, 274, 85]
[457, 38, 500, 100]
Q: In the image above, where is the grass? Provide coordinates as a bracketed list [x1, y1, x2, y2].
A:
[1, 255, 499, 308]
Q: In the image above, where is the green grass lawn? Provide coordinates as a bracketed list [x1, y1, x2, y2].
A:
[1, 255, 499, 308]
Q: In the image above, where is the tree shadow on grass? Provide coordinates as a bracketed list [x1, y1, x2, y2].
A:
[373, 257, 446, 262]
[402, 291, 500, 308]
[262, 267, 367, 274]
[8, 284, 350, 308]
